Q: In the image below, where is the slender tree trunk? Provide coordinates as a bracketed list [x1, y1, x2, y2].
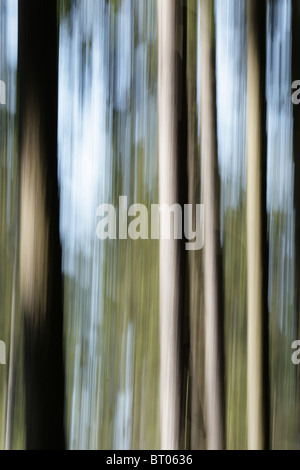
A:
[187, 0, 206, 450]
[18, 0, 65, 449]
[292, 0, 300, 448]
[157, 0, 188, 450]
[246, 0, 269, 450]
[177, 1, 190, 450]
[200, 0, 225, 450]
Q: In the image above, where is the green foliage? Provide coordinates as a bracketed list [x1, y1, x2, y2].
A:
[223, 200, 247, 450]
[59, 0, 76, 20]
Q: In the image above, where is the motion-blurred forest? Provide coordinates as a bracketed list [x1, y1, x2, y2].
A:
[0, 0, 299, 450]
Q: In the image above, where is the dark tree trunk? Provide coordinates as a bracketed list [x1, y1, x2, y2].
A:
[18, 0, 65, 449]
[177, 0, 190, 450]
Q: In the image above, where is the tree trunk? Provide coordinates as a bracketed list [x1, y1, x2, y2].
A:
[187, 0, 206, 450]
[246, 0, 269, 450]
[18, 0, 65, 449]
[200, 0, 225, 450]
[157, 0, 188, 450]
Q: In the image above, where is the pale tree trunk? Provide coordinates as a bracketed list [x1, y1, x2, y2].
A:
[246, 0, 269, 450]
[187, 0, 206, 450]
[200, 0, 225, 450]
[18, 0, 65, 449]
[157, 0, 184, 450]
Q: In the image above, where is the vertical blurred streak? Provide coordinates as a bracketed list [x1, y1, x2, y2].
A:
[292, 0, 300, 447]
[200, 0, 225, 450]
[157, 0, 180, 450]
[5, 249, 17, 450]
[18, 0, 65, 449]
[186, 0, 206, 450]
[177, 1, 190, 450]
[246, 0, 269, 450]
